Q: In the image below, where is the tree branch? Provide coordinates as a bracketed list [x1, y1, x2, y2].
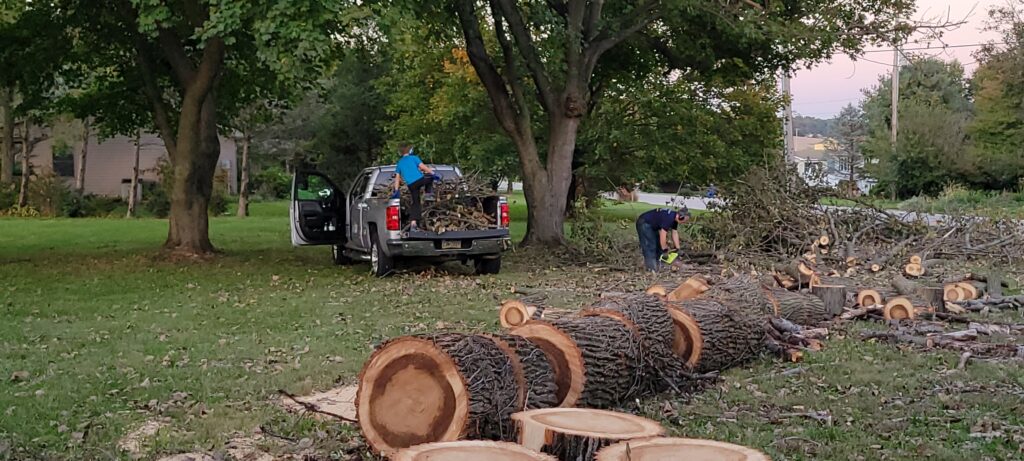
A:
[490, 0, 534, 140]
[565, 0, 586, 91]
[583, 0, 604, 41]
[453, 0, 521, 139]
[583, 1, 660, 79]
[545, 0, 567, 18]
[157, 28, 197, 85]
[494, 0, 558, 112]
[133, 39, 178, 158]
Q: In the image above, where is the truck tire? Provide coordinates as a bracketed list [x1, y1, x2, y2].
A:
[475, 256, 501, 275]
[332, 244, 353, 266]
[370, 234, 394, 277]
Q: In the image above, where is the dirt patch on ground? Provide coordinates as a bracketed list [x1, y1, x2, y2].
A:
[118, 418, 169, 459]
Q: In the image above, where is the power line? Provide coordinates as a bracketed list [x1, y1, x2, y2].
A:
[861, 42, 1004, 53]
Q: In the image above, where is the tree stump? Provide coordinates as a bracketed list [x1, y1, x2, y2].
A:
[675, 298, 767, 373]
[500, 300, 540, 328]
[584, 294, 686, 391]
[811, 285, 847, 317]
[510, 321, 585, 408]
[596, 437, 770, 461]
[883, 297, 916, 320]
[356, 334, 524, 455]
[857, 289, 884, 307]
[920, 286, 945, 311]
[513, 408, 665, 461]
[393, 441, 557, 461]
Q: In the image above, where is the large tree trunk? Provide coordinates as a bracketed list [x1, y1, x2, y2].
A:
[126, 130, 141, 218]
[164, 94, 220, 255]
[76, 119, 89, 193]
[236, 133, 250, 217]
[519, 116, 579, 247]
[17, 119, 30, 207]
[0, 88, 13, 185]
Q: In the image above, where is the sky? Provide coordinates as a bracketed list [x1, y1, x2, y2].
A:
[791, 0, 1004, 119]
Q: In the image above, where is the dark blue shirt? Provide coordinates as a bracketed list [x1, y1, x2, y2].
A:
[639, 208, 678, 231]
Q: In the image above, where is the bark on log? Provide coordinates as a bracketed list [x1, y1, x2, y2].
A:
[394, 441, 557, 461]
[596, 437, 770, 461]
[514, 408, 664, 461]
[491, 334, 559, 410]
[356, 334, 525, 455]
[510, 321, 585, 408]
[985, 273, 1004, 298]
[811, 285, 847, 317]
[584, 294, 688, 390]
[675, 298, 768, 373]
[547, 317, 645, 408]
[920, 286, 945, 310]
[892, 274, 921, 297]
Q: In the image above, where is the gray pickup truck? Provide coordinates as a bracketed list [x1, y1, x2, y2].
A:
[290, 165, 510, 276]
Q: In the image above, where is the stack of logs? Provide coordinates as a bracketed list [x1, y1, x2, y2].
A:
[357, 274, 835, 456]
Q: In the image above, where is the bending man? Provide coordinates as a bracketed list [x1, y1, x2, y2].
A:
[635, 206, 690, 272]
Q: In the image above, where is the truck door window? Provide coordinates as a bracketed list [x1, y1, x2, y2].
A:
[297, 175, 334, 204]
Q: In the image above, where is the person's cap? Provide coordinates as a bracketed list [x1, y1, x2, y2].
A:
[677, 206, 690, 217]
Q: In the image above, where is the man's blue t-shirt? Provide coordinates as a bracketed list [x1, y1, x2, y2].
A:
[396, 154, 424, 185]
[639, 208, 678, 231]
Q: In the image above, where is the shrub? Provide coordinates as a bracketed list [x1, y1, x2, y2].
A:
[0, 205, 40, 217]
[26, 173, 72, 217]
[64, 194, 125, 218]
[0, 183, 16, 209]
[252, 166, 291, 200]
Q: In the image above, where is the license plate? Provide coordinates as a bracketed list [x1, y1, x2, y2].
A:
[441, 240, 461, 250]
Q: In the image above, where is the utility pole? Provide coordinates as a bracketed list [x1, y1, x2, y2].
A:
[782, 73, 795, 162]
[890, 48, 900, 146]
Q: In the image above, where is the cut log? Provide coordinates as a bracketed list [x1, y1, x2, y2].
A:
[944, 284, 963, 302]
[596, 437, 770, 461]
[514, 408, 664, 461]
[666, 276, 709, 301]
[546, 316, 645, 408]
[394, 441, 557, 461]
[857, 289, 884, 307]
[491, 334, 559, 410]
[909, 254, 923, 265]
[663, 305, 704, 368]
[645, 284, 668, 297]
[500, 300, 540, 329]
[769, 289, 831, 325]
[892, 274, 921, 297]
[509, 322, 585, 408]
[811, 285, 847, 317]
[584, 294, 687, 390]
[955, 282, 980, 300]
[675, 298, 767, 373]
[920, 286, 946, 310]
[356, 334, 524, 455]
[818, 235, 831, 247]
[883, 297, 916, 321]
[779, 260, 815, 287]
[903, 263, 924, 277]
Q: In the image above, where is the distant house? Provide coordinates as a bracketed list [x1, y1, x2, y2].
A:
[791, 136, 874, 193]
[23, 131, 237, 199]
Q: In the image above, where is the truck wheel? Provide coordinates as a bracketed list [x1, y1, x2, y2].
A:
[332, 245, 353, 265]
[474, 256, 501, 275]
[370, 234, 394, 277]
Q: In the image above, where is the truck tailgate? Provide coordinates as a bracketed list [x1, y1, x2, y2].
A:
[405, 229, 510, 240]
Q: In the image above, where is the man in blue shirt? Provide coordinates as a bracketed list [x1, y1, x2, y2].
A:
[635, 206, 689, 272]
[393, 144, 435, 231]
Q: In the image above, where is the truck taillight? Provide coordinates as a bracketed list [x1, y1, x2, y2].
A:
[500, 203, 510, 227]
[386, 206, 400, 231]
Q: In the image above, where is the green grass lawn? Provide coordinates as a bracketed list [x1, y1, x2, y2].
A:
[2, 201, 1023, 460]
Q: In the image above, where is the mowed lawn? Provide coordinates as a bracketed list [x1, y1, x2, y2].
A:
[2, 199, 1023, 460]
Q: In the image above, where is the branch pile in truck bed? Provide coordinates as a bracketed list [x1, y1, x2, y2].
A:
[373, 174, 498, 233]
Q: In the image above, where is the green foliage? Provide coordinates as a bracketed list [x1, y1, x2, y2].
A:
[861, 58, 972, 197]
[26, 172, 72, 217]
[0, 181, 15, 208]
[793, 115, 835, 137]
[62, 194, 125, 218]
[0, 204, 39, 217]
[251, 165, 291, 200]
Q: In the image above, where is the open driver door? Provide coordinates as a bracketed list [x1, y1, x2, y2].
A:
[290, 170, 346, 246]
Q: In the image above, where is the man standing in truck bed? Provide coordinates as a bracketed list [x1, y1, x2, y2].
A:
[393, 144, 436, 231]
